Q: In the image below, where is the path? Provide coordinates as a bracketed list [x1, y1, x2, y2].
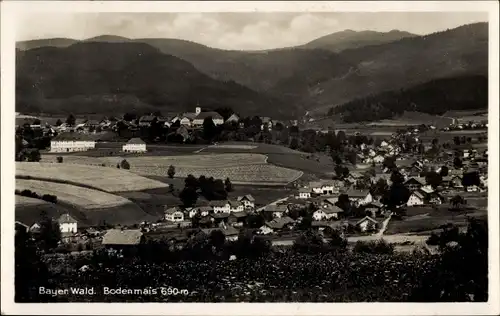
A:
[374, 214, 392, 237]
[256, 196, 291, 212]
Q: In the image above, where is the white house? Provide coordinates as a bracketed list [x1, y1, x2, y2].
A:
[189, 206, 212, 218]
[373, 155, 385, 164]
[210, 200, 231, 213]
[313, 205, 343, 221]
[347, 190, 373, 206]
[192, 109, 224, 126]
[225, 113, 240, 124]
[237, 195, 255, 209]
[57, 214, 78, 233]
[298, 187, 312, 199]
[407, 191, 425, 206]
[229, 200, 244, 213]
[50, 133, 96, 152]
[356, 216, 379, 233]
[122, 138, 147, 153]
[164, 207, 185, 222]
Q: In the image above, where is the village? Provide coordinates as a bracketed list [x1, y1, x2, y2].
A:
[15, 106, 488, 254]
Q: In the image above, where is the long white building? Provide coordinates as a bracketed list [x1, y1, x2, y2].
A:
[50, 132, 96, 152]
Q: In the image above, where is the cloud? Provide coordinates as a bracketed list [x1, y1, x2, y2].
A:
[15, 12, 488, 50]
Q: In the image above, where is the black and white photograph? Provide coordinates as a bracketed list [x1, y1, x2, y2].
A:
[1, 1, 499, 314]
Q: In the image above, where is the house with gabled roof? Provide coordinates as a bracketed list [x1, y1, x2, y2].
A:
[237, 195, 255, 209]
[189, 206, 213, 218]
[298, 187, 312, 199]
[50, 132, 96, 152]
[57, 213, 78, 233]
[346, 189, 373, 206]
[309, 180, 337, 195]
[407, 190, 425, 206]
[210, 200, 231, 213]
[122, 137, 147, 153]
[404, 177, 426, 191]
[313, 205, 344, 221]
[356, 216, 379, 233]
[192, 107, 224, 126]
[260, 216, 295, 234]
[263, 204, 288, 218]
[225, 113, 240, 124]
[228, 200, 244, 213]
[164, 207, 185, 222]
[138, 115, 157, 127]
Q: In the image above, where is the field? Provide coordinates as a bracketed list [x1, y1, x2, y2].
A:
[16, 162, 168, 192]
[16, 179, 134, 209]
[15, 195, 81, 226]
[385, 206, 487, 235]
[40, 153, 303, 186]
[15, 179, 156, 226]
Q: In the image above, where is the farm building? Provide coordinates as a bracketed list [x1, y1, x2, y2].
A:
[180, 112, 197, 126]
[189, 206, 212, 218]
[50, 132, 96, 152]
[313, 205, 343, 221]
[200, 226, 239, 241]
[138, 115, 157, 127]
[123, 138, 147, 153]
[164, 207, 185, 222]
[356, 216, 379, 233]
[57, 213, 78, 233]
[102, 229, 144, 248]
[237, 195, 255, 209]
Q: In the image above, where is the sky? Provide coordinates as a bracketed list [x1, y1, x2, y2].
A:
[16, 12, 488, 50]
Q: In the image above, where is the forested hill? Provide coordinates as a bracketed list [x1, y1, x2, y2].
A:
[330, 75, 488, 123]
[16, 42, 293, 118]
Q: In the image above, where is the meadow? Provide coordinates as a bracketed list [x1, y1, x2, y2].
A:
[15, 195, 80, 226]
[16, 162, 168, 193]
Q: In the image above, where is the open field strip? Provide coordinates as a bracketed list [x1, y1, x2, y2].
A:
[15, 195, 85, 226]
[16, 162, 168, 192]
[16, 179, 135, 209]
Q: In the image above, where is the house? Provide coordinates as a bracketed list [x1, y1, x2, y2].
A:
[466, 185, 479, 192]
[122, 137, 147, 153]
[356, 216, 379, 233]
[407, 190, 425, 206]
[404, 177, 426, 191]
[164, 207, 185, 222]
[263, 204, 288, 218]
[428, 192, 444, 205]
[102, 229, 144, 248]
[228, 211, 248, 227]
[210, 212, 230, 225]
[309, 180, 337, 195]
[180, 112, 197, 127]
[50, 132, 96, 152]
[237, 195, 255, 209]
[225, 113, 240, 124]
[192, 107, 224, 126]
[320, 197, 339, 208]
[260, 117, 273, 131]
[346, 189, 373, 206]
[441, 176, 453, 188]
[380, 140, 389, 147]
[228, 200, 245, 213]
[210, 200, 231, 213]
[15, 221, 30, 233]
[189, 206, 212, 218]
[201, 226, 239, 241]
[138, 115, 157, 127]
[373, 155, 385, 164]
[298, 187, 312, 199]
[260, 216, 295, 234]
[313, 205, 344, 221]
[57, 214, 78, 233]
[450, 176, 464, 188]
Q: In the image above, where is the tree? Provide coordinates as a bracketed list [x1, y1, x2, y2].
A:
[453, 136, 461, 146]
[224, 177, 233, 192]
[26, 149, 41, 162]
[38, 212, 61, 252]
[383, 156, 397, 170]
[336, 194, 351, 213]
[440, 166, 449, 177]
[56, 156, 63, 163]
[453, 157, 463, 169]
[450, 195, 466, 210]
[179, 187, 198, 207]
[65, 114, 76, 126]
[203, 117, 217, 141]
[55, 119, 63, 126]
[120, 159, 130, 170]
[289, 138, 299, 150]
[327, 229, 347, 252]
[334, 165, 349, 179]
[425, 171, 443, 189]
[167, 165, 176, 178]
[293, 230, 325, 254]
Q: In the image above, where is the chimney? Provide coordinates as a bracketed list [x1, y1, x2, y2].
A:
[195, 107, 201, 115]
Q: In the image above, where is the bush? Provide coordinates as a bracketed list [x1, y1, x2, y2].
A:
[353, 240, 394, 255]
[41, 194, 58, 204]
[120, 159, 130, 170]
[56, 156, 63, 163]
[116, 163, 120, 169]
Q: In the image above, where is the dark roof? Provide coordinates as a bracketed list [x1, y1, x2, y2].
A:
[127, 137, 146, 145]
[52, 132, 96, 141]
[212, 213, 230, 219]
[404, 177, 426, 186]
[195, 111, 223, 120]
[182, 113, 197, 120]
[228, 200, 243, 208]
[210, 200, 229, 207]
[139, 115, 156, 122]
[237, 194, 255, 202]
[165, 207, 183, 215]
[346, 189, 370, 198]
[230, 211, 248, 218]
[57, 213, 78, 224]
[201, 226, 239, 236]
[265, 216, 295, 229]
[102, 229, 143, 245]
[356, 216, 378, 226]
[316, 205, 344, 214]
[263, 204, 288, 213]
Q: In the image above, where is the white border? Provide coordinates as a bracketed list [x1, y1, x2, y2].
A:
[1, 1, 499, 315]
